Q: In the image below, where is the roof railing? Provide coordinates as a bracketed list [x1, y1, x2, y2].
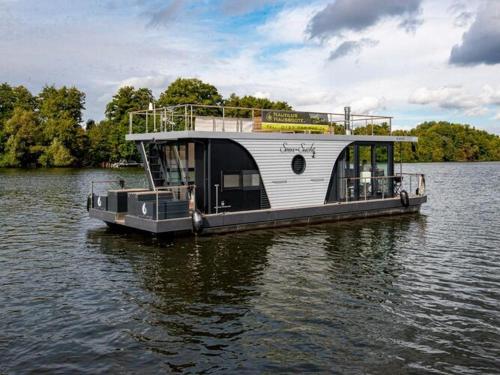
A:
[128, 104, 393, 136]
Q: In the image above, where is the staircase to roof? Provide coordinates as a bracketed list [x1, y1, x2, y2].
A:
[147, 144, 165, 188]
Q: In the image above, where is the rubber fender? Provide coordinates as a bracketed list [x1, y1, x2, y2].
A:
[400, 190, 410, 207]
[192, 209, 203, 234]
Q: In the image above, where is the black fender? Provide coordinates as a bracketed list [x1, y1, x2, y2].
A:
[192, 209, 204, 234]
[400, 190, 410, 207]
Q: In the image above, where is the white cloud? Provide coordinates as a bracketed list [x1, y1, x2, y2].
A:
[349, 97, 386, 114]
[494, 112, 500, 120]
[2, 0, 500, 133]
[116, 75, 173, 92]
[482, 85, 500, 105]
[448, 1, 475, 28]
[258, 4, 320, 44]
[409, 85, 500, 117]
[409, 86, 480, 109]
[464, 107, 488, 117]
[253, 91, 271, 99]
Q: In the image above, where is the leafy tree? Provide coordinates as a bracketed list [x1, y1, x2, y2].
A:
[85, 119, 96, 131]
[224, 93, 291, 110]
[85, 120, 112, 166]
[0, 108, 44, 167]
[223, 93, 292, 118]
[392, 121, 500, 162]
[0, 83, 37, 154]
[105, 86, 153, 123]
[37, 85, 87, 165]
[157, 78, 222, 107]
[39, 138, 75, 167]
[0, 83, 37, 122]
[38, 85, 85, 123]
[101, 86, 155, 162]
[43, 115, 87, 163]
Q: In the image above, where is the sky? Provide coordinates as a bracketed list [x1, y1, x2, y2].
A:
[1, 0, 500, 133]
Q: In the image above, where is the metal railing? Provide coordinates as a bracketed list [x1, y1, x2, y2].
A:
[342, 173, 425, 202]
[128, 104, 393, 136]
[89, 178, 125, 209]
[397, 173, 426, 197]
[152, 185, 194, 221]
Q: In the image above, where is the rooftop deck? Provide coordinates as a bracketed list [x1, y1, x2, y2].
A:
[126, 104, 417, 142]
[128, 104, 396, 136]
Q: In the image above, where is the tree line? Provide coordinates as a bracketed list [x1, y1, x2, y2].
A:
[353, 122, 500, 162]
[0, 78, 289, 167]
[0, 78, 499, 167]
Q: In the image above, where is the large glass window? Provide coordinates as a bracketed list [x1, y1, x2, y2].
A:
[346, 145, 355, 200]
[329, 142, 394, 202]
[188, 142, 195, 183]
[164, 144, 181, 185]
[358, 145, 372, 198]
[162, 142, 196, 185]
[374, 145, 388, 197]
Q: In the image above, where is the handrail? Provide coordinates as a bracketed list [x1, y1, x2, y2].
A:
[89, 178, 126, 209]
[128, 104, 393, 136]
[341, 173, 425, 202]
[129, 104, 393, 120]
[90, 178, 125, 195]
[153, 184, 196, 221]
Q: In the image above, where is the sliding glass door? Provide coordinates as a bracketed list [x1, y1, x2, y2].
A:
[327, 142, 394, 202]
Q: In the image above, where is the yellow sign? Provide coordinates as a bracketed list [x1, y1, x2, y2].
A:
[261, 122, 329, 133]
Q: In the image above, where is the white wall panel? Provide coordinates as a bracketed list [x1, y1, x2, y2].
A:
[234, 139, 351, 209]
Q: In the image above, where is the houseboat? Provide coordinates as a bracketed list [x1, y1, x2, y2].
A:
[88, 105, 426, 235]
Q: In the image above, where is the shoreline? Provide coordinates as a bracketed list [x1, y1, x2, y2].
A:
[1, 160, 500, 171]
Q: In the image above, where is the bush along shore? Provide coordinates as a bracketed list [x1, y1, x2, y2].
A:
[1, 78, 499, 168]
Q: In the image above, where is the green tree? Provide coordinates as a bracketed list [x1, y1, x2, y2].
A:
[0, 108, 44, 167]
[37, 85, 87, 165]
[392, 121, 500, 162]
[0, 83, 37, 154]
[38, 138, 75, 167]
[224, 93, 291, 110]
[38, 85, 85, 123]
[223, 93, 292, 117]
[105, 86, 154, 123]
[85, 120, 111, 166]
[88, 86, 155, 164]
[157, 78, 222, 107]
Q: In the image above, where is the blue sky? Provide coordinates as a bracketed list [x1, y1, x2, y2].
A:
[1, 0, 500, 133]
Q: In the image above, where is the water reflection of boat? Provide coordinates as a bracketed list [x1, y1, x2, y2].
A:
[85, 214, 426, 372]
[88, 105, 427, 235]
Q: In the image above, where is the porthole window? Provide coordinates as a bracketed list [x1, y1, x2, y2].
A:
[291, 154, 306, 174]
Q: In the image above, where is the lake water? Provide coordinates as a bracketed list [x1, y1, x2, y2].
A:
[1, 163, 500, 374]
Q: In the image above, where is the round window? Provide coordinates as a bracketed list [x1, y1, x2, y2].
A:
[291, 154, 306, 174]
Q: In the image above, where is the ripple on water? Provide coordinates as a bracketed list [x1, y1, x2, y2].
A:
[0, 164, 500, 373]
